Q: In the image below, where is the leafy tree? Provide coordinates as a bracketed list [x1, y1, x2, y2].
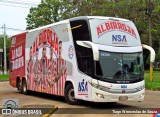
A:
[155, 51, 160, 62]
[0, 35, 10, 71]
[0, 35, 10, 49]
[151, 0, 160, 52]
[62, 0, 82, 18]
[26, 0, 64, 29]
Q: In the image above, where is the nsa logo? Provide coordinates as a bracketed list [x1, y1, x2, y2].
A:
[112, 35, 127, 44]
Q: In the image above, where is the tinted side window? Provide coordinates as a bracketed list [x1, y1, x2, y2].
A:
[70, 20, 94, 76]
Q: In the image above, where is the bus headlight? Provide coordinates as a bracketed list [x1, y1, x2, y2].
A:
[96, 93, 104, 99]
[89, 82, 110, 92]
[136, 85, 144, 91]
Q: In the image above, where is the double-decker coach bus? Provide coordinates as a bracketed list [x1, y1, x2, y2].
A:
[9, 16, 155, 104]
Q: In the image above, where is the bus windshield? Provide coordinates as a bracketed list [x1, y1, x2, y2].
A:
[97, 51, 144, 82]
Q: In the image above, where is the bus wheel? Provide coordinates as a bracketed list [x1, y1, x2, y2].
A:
[22, 79, 28, 95]
[17, 80, 23, 93]
[65, 84, 80, 105]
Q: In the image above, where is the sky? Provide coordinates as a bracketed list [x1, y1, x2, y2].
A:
[0, 0, 41, 36]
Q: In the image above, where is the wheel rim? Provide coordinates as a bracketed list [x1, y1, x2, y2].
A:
[68, 88, 75, 101]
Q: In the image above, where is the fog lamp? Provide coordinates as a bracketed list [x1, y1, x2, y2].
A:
[139, 93, 144, 98]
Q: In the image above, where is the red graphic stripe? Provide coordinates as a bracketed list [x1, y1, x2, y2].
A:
[78, 94, 88, 95]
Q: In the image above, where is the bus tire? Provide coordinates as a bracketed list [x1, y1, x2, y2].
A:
[17, 80, 23, 93]
[65, 84, 80, 105]
[22, 79, 28, 95]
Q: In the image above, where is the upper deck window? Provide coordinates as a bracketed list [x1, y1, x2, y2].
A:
[70, 20, 91, 42]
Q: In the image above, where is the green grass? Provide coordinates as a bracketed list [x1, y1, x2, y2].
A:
[0, 74, 9, 81]
[145, 70, 160, 90]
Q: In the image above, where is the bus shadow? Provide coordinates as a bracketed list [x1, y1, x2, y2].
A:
[25, 91, 137, 109]
[19, 91, 139, 114]
[27, 91, 66, 103]
[80, 101, 134, 109]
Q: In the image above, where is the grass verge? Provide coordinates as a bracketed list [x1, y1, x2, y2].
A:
[0, 74, 9, 81]
[145, 70, 160, 90]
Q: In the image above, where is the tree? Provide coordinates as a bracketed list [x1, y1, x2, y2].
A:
[26, 0, 64, 30]
[0, 35, 10, 71]
[151, 0, 160, 52]
[0, 35, 10, 49]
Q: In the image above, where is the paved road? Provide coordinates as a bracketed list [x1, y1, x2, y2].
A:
[0, 81, 160, 117]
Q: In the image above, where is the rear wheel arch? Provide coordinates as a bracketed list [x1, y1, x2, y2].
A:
[16, 76, 23, 93]
[16, 77, 20, 88]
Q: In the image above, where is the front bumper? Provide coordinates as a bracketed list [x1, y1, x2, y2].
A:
[91, 88, 145, 102]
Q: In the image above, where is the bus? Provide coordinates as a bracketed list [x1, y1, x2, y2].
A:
[9, 16, 155, 105]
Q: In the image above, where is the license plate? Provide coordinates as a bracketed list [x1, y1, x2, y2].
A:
[119, 96, 128, 101]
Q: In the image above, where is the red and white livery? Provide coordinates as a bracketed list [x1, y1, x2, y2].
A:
[9, 16, 155, 105]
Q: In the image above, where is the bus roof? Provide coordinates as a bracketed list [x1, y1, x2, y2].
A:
[28, 19, 69, 33]
[28, 16, 130, 33]
[69, 16, 130, 22]
[12, 16, 130, 37]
